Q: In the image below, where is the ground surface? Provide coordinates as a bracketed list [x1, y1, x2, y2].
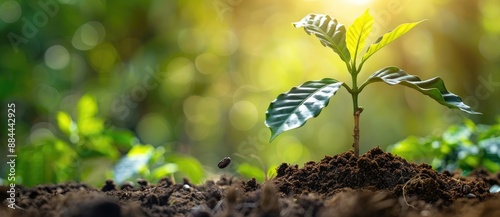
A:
[2, 147, 500, 217]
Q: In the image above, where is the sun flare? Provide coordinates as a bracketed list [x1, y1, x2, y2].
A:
[346, 0, 373, 5]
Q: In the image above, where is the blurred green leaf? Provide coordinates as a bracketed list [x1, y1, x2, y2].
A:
[266, 165, 278, 180]
[78, 136, 120, 159]
[361, 67, 480, 115]
[103, 129, 138, 149]
[151, 163, 179, 179]
[236, 163, 265, 182]
[78, 118, 104, 136]
[114, 144, 155, 183]
[265, 78, 343, 141]
[362, 21, 423, 63]
[57, 111, 75, 135]
[346, 9, 374, 62]
[76, 94, 104, 135]
[482, 158, 500, 172]
[388, 136, 442, 163]
[293, 14, 351, 64]
[390, 119, 500, 173]
[170, 156, 204, 184]
[442, 125, 473, 145]
[128, 144, 155, 156]
[78, 94, 98, 119]
[79, 158, 114, 186]
[18, 139, 77, 186]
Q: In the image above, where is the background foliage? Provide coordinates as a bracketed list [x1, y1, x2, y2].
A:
[1, 0, 499, 186]
[389, 119, 500, 174]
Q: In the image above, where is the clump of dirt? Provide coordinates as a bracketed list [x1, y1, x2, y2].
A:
[1, 147, 500, 217]
[273, 147, 490, 206]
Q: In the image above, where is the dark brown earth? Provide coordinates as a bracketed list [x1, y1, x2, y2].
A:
[2, 147, 500, 217]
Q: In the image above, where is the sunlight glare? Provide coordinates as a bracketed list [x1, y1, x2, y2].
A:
[345, 0, 373, 5]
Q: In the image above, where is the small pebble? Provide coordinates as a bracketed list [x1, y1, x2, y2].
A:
[466, 193, 476, 198]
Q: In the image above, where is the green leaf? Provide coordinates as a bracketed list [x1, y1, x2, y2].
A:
[79, 136, 120, 159]
[442, 125, 473, 145]
[236, 162, 265, 182]
[265, 78, 343, 141]
[77, 94, 98, 119]
[361, 67, 481, 115]
[103, 129, 138, 149]
[18, 138, 77, 186]
[151, 163, 179, 179]
[346, 9, 374, 62]
[266, 165, 278, 179]
[170, 156, 204, 184]
[293, 14, 350, 63]
[77, 94, 103, 135]
[362, 21, 423, 62]
[388, 136, 442, 163]
[57, 111, 75, 135]
[114, 144, 155, 183]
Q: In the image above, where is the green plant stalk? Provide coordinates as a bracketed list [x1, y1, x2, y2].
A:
[351, 66, 363, 157]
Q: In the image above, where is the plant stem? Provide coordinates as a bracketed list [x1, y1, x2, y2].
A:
[351, 67, 363, 157]
[352, 107, 363, 157]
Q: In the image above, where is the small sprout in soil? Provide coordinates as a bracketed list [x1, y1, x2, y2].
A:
[218, 157, 231, 169]
[265, 10, 480, 157]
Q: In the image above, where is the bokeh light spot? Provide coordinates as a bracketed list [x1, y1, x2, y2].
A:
[211, 30, 239, 56]
[183, 96, 203, 122]
[45, 45, 70, 70]
[167, 57, 195, 85]
[479, 34, 500, 60]
[276, 136, 304, 163]
[178, 28, 205, 54]
[185, 122, 209, 141]
[229, 101, 258, 131]
[89, 43, 118, 73]
[183, 96, 221, 126]
[195, 52, 221, 75]
[37, 85, 61, 110]
[30, 123, 56, 144]
[67, 54, 87, 82]
[0, 0, 21, 23]
[72, 21, 106, 50]
[136, 113, 171, 146]
[479, 0, 500, 19]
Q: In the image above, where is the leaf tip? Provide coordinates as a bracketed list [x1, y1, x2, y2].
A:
[269, 131, 279, 143]
[467, 110, 482, 115]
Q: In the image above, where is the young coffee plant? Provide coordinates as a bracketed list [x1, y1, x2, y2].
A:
[265, 10, 480, 157]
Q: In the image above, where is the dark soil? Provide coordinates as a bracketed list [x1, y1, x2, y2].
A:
[2, 147, 500, 217]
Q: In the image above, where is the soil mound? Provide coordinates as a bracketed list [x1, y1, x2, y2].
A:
[274, 147, 490, 205]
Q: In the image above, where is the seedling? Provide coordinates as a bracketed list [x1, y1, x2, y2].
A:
[265, 10, 480, 157]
